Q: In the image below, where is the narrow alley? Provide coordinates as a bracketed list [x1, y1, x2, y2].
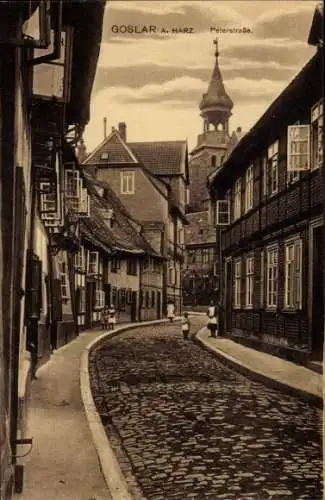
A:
[89, 319, 322, 500]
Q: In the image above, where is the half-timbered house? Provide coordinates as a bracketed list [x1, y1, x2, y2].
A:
[208, 9, 323, 363]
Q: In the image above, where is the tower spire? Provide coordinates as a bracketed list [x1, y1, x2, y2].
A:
[199, 38, 233, 133]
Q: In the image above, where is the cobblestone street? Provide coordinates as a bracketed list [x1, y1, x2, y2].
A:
[89, 320, 322, 500]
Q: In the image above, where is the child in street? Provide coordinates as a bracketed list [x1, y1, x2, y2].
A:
[181, 312, 190, 340]
[101, 305, 109, 330]
[108, 304, 116, 330]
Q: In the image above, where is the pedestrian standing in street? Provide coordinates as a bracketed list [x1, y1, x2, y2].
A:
[181, 312, 190, 340]
[108, 303, 117, 330]
[167, 300, 175, 322]
[207, 300, 218, 338]
[101, 305, 109, 330]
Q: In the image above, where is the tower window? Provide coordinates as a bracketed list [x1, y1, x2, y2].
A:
[211, 155, 217, 168]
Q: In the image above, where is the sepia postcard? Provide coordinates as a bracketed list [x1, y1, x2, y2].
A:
[0, 1, 323, 499]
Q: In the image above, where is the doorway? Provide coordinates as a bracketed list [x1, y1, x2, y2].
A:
[311, 225, 324, 358]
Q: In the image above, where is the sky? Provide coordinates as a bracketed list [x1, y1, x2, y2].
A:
[83, 0, 318, 154]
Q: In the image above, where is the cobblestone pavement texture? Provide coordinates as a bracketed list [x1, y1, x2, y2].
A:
[89, 319, 322, 500]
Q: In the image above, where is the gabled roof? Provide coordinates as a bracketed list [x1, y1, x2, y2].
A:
[83, 129, 138, 164]
[128, 140, 187, 176]
[82, 172, 163, 257]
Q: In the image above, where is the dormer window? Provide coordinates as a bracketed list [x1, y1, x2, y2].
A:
[101, 152, 109, 160]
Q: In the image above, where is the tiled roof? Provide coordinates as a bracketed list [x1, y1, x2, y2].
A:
[128, 140, 186, 176]
[82, 173, 162, 257]
[83, 131, 137, 164]
[184, 211, 216, 246]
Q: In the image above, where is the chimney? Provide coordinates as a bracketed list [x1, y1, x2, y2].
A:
[118, 122, 127, 141]
[76, 139, 87, 163]
[103, 117, 107, 139]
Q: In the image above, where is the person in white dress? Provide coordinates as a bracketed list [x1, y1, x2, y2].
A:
[108, 304, 116, 330]
[167, 301, 175, 321]
[207, 300, 218, 338]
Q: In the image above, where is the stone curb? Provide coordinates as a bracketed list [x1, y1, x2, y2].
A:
[193, 327, 323, 409]
[80, 319, 179, 500]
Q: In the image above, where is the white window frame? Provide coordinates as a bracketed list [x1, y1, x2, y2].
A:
[202, 248, 209, 264]
[59, 261, 70, 300]
[65, 167, 81, 199]
[39, 182, 57, 213]
[78, 187, 90, 217]
[95, 288, 105, 310]
[79, 287, 86, 313]
[284, 237, 302, 310]
[245, 255, 254, 308]
[287, 125, 310, 172]
[311, 100, 323, 171]
[245, 165, 253, 213]
[74, 247, 85, 271]
[234, 178, 242, 220]
[268, 141, 279, 196]
[260, 250, 265, 308]
[266, 245, 278, 309]
[234, 258, 241, 309]
[120, 171, 135, 194]
[87, 251, 99, 275]
[216, 200, 230, 226]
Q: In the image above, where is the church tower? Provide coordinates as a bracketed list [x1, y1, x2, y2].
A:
[189, 39, 233, 212]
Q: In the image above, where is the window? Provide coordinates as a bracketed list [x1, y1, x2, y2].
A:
[260, 250, 265, 308]
[287, 125, 310, 171]
[234, 178, 241, 220]
[262, 157, 268, 198]
[95, 287, 105, 310]
[245, 255, 254, 308]
[65, 168, 81, 202]
[311, 100, 323, 170]
[127, 258, 137, 276]
[88, 251, 99, 275]
[79, 287, 86, 313]
[79, 188, 90, 217]
[266, 246, 278, 309]
[285, 238, 302, 309]
[59, 261, 70, 300]
[110, 257, 121, 273]
[234, 259, 241, 308]
[74, 247, 85, 271]
[211, 155, 217, 168]
[119, 289, 126, 310]
[121, 171, 135, 194]
[101, 152, 109, 160]
[267, 140, 279, 196]
[245, 166, 253, 212]
[39, 182, 57, 213]
[216, 200, 230, 226]
[202, 248, 209, 264]
[151, 290, 155, 307]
